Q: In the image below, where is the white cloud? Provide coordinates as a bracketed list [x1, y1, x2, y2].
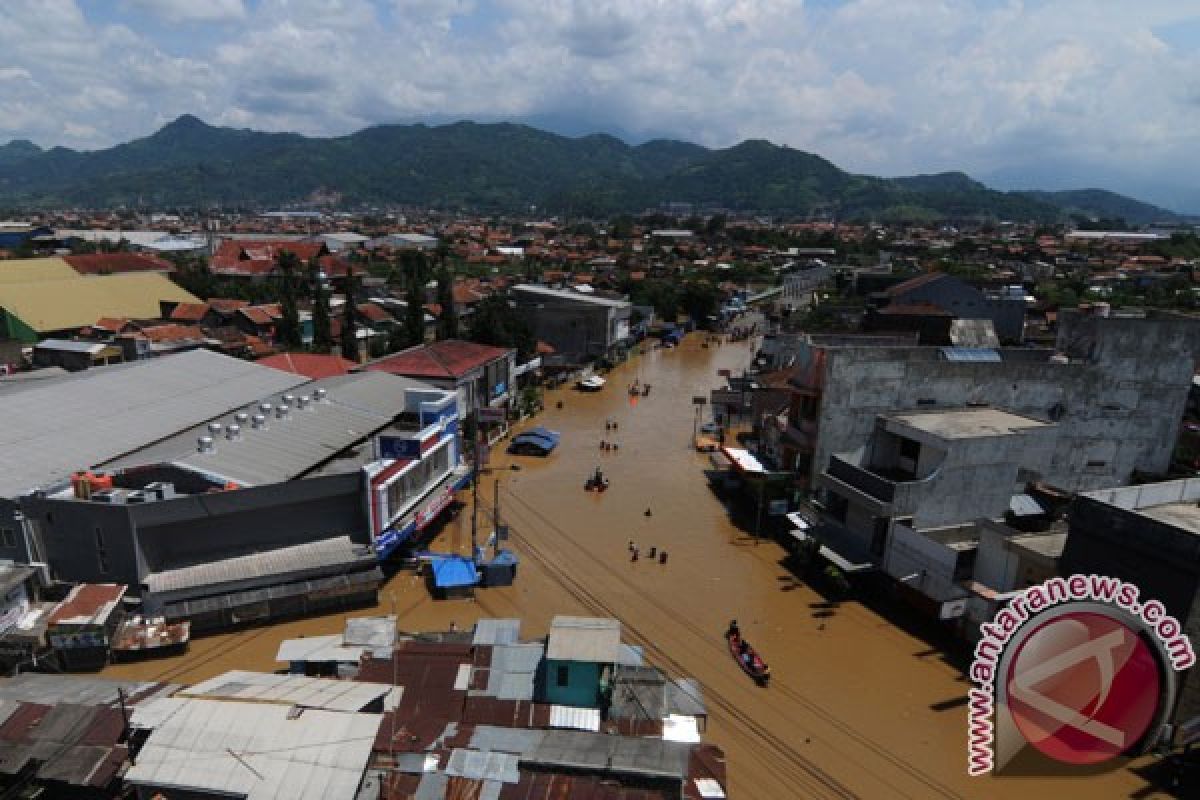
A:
[121, 0, 246, 24]
[0, 1, 1199, 208]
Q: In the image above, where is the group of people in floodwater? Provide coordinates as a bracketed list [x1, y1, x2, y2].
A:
[629, 538, 668, 564]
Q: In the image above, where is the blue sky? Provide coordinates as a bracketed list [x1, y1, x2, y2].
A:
[3, 1, 1200, 210]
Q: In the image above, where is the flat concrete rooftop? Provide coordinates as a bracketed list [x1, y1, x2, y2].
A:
[1011, 530, 1068, 560]
[886, 408, 1051, 440]
[1081, 478, 1200, 536]
[1139, 503, 1200, 537]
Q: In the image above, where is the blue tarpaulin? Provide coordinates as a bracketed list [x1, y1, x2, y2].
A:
[431, 555, 479, 588]
[509, 426, 561, 454]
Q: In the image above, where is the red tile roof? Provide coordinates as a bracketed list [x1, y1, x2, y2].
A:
[210, 239, 328, 275]
[877, 302, 953, 317]
[238, 304, 282, 326]
[139, 324, 205, 343]
[357, 302, 393, 323]
[244, 335, 275, 357]
[884, 271, 950, 296]
[452, 284, 484, 305]
[47, 583, 126, 626]
[207, 297, 250, 314]
[365, 339, 511, 380]
[169, 302, 210, 322]
[258, 352, 357, 380]
[92, 317, 131, 333]
[63, 253, 174, 275]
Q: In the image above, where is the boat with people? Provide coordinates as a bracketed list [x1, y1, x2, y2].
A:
[725, 620, 770, 686]
[584, 467, 610, 492]
[577, 375, 607, 392]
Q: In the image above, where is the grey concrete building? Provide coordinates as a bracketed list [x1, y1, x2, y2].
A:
[512, 284, 633, 365]
[1060, 478, 1200, 726]
[814, 408, 1057, 613]
[783, 310, 1200, 494]
[0, 352, 465, 632]
[18, 372, 454, 630]
[0, 350, 309, 566]
[868, 272, 1027, 343]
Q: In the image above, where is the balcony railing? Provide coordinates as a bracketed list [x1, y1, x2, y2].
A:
[826, 455, 896, 502]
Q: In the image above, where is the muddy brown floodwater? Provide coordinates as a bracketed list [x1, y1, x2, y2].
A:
[103, 332, 1170, 799]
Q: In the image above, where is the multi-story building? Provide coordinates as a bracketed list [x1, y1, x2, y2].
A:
[1059, 478, 1200, 727]
[512, 284, 633, 365]
[781, 310, 1200, 493]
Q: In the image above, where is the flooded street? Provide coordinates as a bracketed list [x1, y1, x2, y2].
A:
[102, 333, 1165, 799]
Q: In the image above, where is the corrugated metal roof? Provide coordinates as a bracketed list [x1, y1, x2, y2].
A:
[548, 706, 600, 732]
[178, 670, 393, 713]
[123, 697, 380, 800]
[939, 346, 1002, 362]
[144, 535, 374, 594]
[467, 726, 690, 779]
[0, 257, 80, 284]
[0, 349, 309, 497]
[0, 271, 199, 333]
[546, 616, 620, 663]
[444, 749, 520, 783]
[0, 673, 178, 708]
[276, 635, 364, 664]
[1009, 493, 1046, 517]
[482, 644, 542, 701]
[34, 338, 109, 354]
[103, 372, 421, 486]
[344, 615, 397, 649]
[472, 618, 521, 646]
[513, 284, 631, 309]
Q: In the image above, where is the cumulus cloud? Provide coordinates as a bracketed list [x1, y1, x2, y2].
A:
[0, 0, 1199, 207]
[121, 0, 246, 24]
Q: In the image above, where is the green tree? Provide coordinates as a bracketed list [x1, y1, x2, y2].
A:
[405, 280, 426, 346]
[276, 251, 303, 349]
[468, 294, 535, 360]
[680, 281, 720, 322]
[436, 269, 456, 340]
[309, 260, 333, 353]
[340, 274, 359, 362]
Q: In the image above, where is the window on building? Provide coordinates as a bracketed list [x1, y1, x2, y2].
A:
[870, 517, 889, 557]
[556, 665, 569, 687]
[0, 529, 14, 548]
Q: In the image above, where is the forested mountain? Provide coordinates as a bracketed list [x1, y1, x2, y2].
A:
[0, 116, 1177, 222]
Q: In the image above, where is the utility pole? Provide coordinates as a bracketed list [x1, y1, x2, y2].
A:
[470, 408, 481, 562]
[118, 689, 135, 765]
[493, 479, 501, 558]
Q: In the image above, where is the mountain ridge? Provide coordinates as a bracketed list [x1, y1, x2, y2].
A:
[0, 116, 1180, 223]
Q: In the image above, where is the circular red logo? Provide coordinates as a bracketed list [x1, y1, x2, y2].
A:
[1005, 611, 1161, 765]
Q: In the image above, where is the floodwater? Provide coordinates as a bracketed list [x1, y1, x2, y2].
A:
[102, 331, 1170, 799]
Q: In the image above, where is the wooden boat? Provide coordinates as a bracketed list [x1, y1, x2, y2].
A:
[110, 616, 191, 661]
[585, 469, 610, 492]
[727, 630, 770, 686]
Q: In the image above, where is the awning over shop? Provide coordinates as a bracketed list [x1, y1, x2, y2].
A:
[784, 527, 875, 573]
[721, 446, 766, 474]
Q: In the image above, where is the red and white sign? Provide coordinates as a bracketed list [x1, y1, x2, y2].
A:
[477, 407, 506, 423]
[416, 487, 456, 530]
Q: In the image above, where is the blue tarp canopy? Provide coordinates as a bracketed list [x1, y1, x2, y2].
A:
[431, 555, 479, 588]
[510, 426, 561, 453]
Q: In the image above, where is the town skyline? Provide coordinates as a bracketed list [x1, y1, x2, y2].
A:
[2, 1, 1199, 211]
